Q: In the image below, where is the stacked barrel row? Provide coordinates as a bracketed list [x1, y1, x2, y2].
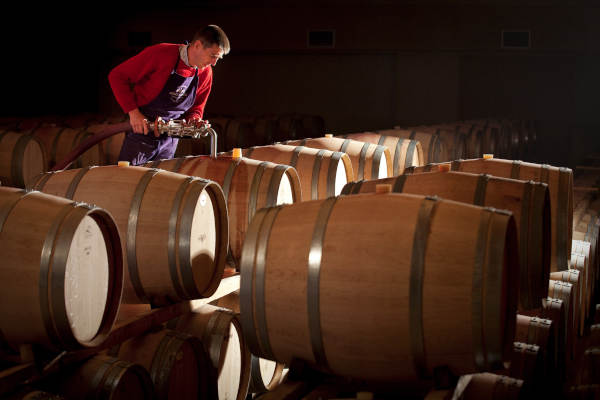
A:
[198, 121, 554, 397]
[209, 117, 583, 398]
[0, 114, 570, 400]
[0, 112, 326, 190]
[0, 153, 312, 398]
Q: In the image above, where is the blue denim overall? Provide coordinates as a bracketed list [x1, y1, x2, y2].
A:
[118, 53, 199, 165]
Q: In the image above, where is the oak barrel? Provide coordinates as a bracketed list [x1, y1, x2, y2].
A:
[29, 165, 228, 305]
[211, 290, 286, 394]
[548, 280, 576, 362]
[0, 187, 122, 350]
[145, 156, 301, 270]
[0, 131, 46, 188]
[571, 251, 592, 323]
[240, 193, 519, 381]
[508, 342, 544, 383]
[376, 129, 447, 164]
[409, 158, 573, 273]
[111, 329, 217, 400]
[282, 137, 392, 181]
[338, 132, 423, 176]
[56, 355, 156, 400]
[408, 126, 468, 161]
[453, 373, 523, 400]
[342, 170, 551, 310]
[514, 315, 556, 378]
[169, 304, 251, 400]
[30, 126, 103, 168]
[231, 143, 354, 200]
[551, 269, 583, 337]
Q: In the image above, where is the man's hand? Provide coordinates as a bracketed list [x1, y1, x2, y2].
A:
[128, 108, 151, 135]
[190, 118, 211, 130]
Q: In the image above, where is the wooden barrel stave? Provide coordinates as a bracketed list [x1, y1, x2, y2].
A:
[237, 143, 354, 200]
[341, 171, 551, 311]
[409, 158, 573, 273]
[0, 131, 46, 188]
[146, 156, 301, 270]
[282, 137, 392, 181]
[240, 193, 519, 381]
[111, 329, 217, 400]
[55, 355, 156, 400]
[0, 187, 122, 350]
[29, 165, 228, 305]
[169, 304, 251, 400]
[339, 133, 424, 176]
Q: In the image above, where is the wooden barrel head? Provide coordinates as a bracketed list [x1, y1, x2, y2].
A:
[218, 322, 242, 400]
[21, 138, 46, 187]
[189, 187, 218, 289]
[64, 215, 110, 342]
[165, 338, 202, 400]
[275, 173, 294, 205]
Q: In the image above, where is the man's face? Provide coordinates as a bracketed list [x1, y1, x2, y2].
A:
[190, 41, 224, 69]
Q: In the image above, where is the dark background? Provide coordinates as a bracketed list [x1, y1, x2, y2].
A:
[2, 1, 599, 167]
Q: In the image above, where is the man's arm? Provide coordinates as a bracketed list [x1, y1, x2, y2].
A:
[108, 45, 166, 135]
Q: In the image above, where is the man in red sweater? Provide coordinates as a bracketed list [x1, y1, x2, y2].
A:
[109, 25, 230, 165]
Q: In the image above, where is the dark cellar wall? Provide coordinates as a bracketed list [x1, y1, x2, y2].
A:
[2, 2, 600, 167]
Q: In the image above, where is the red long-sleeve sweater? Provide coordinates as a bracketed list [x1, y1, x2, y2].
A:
[108, 43, 212, 120]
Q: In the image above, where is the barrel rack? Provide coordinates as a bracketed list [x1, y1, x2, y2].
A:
[0, 273, 240, 397]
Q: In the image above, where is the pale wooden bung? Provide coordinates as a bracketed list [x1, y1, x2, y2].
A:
[144, 156, 301, 270]
[548, 280, 576, 361]
[341, 171, 551, 311]
[110, 329, 217, 400]
[55, 355, 156, 400]
[240, 193, 519, 381]
[282, 137, 392, 181]
[452, 373, 523, 400]
[514, 314, 555, 375]
[337, 132, 423, 175]
[169, 304, 251, 400]
[235, 143, 354, 199]
[30, 126, 103, 168]
[0, 131, 46, 188]
[0, 187, 122, 350]
[408, 158, 573, 273]
[408, 126, 468, 161]
[550, 269, 584, 337]
[29, 165, 228, 305]
[375, 129, 448, 164]
[210, 290, 285, 393]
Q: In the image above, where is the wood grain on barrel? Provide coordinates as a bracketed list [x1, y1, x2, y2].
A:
[240, 193, 519, 381]
[29, 165, 227, 305]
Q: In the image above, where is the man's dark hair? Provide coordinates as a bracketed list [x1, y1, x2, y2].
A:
[192, 25, 230, 55]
